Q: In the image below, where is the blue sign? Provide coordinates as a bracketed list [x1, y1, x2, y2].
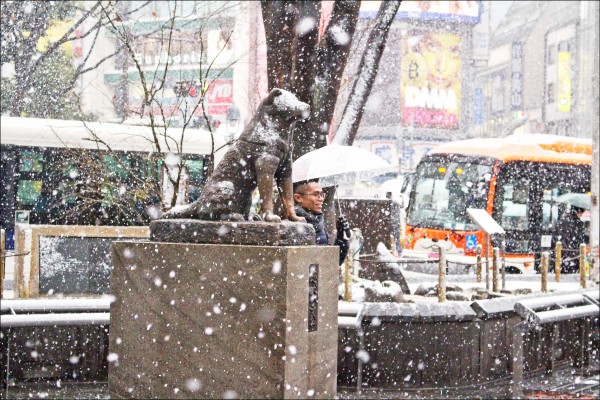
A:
[473, 88, 483, 125]
[511, 41, 523, 110]
[466, 235, 478, 250]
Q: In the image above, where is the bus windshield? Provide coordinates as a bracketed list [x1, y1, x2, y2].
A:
[407, 155, 495, 231]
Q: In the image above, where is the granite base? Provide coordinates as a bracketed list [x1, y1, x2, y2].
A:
[108, 241, 338, 399]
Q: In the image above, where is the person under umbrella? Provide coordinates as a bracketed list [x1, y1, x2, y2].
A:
[554, 204, 589, 273]
[293, 179, 350, 266]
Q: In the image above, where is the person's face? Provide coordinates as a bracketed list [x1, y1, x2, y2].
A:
[419, 32, 461, 88]
[294, 182, 324, 213]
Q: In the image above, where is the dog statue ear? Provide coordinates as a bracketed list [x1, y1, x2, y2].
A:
[265, 88, 283, 105]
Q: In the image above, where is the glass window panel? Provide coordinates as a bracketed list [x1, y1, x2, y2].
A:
[19, 150, 44, 173]
[185, 159, 204, 181]
[103, 155, 130, 179]
[17, 180, 43, 206]
[407, 158, 493, 230]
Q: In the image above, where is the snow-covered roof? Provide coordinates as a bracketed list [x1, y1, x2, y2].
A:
[428, 134, 592, 165]
[0, 116, 227, 156]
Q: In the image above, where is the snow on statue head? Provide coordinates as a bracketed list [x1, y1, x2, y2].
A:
[163, 88, 309, 222]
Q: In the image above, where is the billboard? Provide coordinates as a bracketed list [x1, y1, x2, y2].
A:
[400, 31, 462, 130]
[360, 0, 482, 24]
[557, 52, 571, 112]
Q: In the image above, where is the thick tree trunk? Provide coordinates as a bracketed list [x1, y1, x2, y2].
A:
[331, 0, 401, 146]
[261, 1, 360, 160]
[260, 1, 296, 92]
[293, 0, 361, 160]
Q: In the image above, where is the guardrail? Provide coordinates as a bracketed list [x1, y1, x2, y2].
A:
[338, 302, 365, 394]
[510, 291, 600, 397]
[1, 297, 114, 387]
[1, 297, 113, 327]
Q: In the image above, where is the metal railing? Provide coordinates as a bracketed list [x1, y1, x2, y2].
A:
[338, 302, 365, 394]
[510, 291, 599, 397]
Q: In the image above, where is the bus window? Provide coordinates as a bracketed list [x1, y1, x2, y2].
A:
[542, 188, 560, 230]
[500, 184, 530, 231]
[19, 150, 44, 173]
[17, 180, 43, 206]
[103, 154, 130, 179]
[407, 155, 494, 230]
[185, 159, 205, 202]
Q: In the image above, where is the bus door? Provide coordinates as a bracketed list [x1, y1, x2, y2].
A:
[494, 161, 591, 271]
[537, 163, 591, 265]
[493, 162, 535, 260]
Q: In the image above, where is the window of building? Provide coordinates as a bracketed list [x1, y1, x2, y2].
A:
[547, 44, 556, 65]
[558, 40, 569, 53]
[546, 83, 555, 104]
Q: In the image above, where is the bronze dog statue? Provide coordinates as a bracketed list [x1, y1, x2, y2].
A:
[163, 88, 309, 222]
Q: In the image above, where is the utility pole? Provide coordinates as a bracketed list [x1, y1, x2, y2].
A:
[578, 1, 599, 280]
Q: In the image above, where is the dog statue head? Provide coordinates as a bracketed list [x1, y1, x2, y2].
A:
[262, 88, 310, 123]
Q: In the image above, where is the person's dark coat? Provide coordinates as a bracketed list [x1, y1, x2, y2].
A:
[294, 204, 349, 265]
[554, 207, 588, 273]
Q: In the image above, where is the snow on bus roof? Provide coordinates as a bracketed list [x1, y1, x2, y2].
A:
[0, 116, 226, 156]
[429, 134, 592, 165]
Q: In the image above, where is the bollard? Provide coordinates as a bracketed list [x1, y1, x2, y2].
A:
[438, 246, 446, 303]
[344, 255, 352, 301]
[1, 229, 4, 299]
[492, 247, 500, 292]
[579, 243, 586, 289]
[554, 241, 562, 282]
[389, 234, 397, 257]
[485, 234, 491, 290]
[501, 239, 506, 291]
[541, 252, 549, 293]
[476, 244, 482, 283]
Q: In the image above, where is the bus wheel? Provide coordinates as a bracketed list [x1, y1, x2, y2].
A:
[505, 266, 522, 274]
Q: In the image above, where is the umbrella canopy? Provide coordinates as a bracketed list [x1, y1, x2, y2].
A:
[292, 145, 395, 187]
[555, 192, 591, 210]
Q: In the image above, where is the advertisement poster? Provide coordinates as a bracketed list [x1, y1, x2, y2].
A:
[557, 52, 571, 112]
[360, 1, 481, 24]
[401, 31, 462, 130]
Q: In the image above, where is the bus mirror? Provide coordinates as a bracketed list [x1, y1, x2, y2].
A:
[401, 173, 413, 194]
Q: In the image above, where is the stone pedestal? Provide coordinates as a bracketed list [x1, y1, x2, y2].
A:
[109, 241, 338, 399]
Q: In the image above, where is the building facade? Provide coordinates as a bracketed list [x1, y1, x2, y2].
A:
[78, 1, 260, 136]
[473, 1, 594, 139]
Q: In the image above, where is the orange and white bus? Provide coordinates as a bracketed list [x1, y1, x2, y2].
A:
[402, 134, 592, 274]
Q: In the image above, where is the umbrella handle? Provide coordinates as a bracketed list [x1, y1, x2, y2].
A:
[333, 178, 343, 215]
[333, 182, 351, 238]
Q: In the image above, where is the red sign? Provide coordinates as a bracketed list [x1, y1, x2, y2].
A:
[206, 80, 233, 105]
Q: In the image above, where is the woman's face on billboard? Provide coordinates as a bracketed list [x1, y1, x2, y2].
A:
[418, 32, 461, 89]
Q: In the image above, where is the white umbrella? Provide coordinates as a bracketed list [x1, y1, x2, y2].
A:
[292, 145, 395, 188]
[555, 192, 591, 210]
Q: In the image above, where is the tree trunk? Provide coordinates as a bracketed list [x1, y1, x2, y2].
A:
[293, 0, 361, 159]
[331, 0, 401, 146]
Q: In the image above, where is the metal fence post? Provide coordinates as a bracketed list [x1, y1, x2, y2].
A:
[541, 252, 549, 293]
[344, 256, 352, 301]
[554, 241, 562, 282]
[492, 247, 499, 292]
[438, 246, 446, 303]
[485, 234, 490, 290]
[579, 243, 587, 289]
[476, 244, 482, 283]
[501, 238, 506, 291]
